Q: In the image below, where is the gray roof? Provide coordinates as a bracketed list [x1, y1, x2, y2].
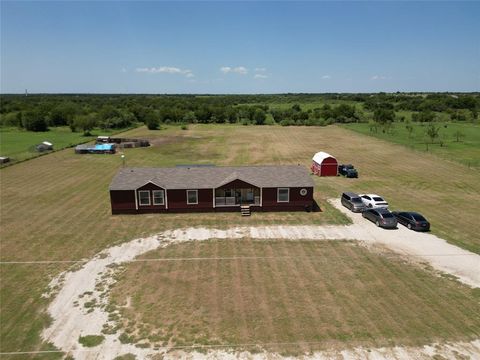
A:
[109, 165, 314, 190]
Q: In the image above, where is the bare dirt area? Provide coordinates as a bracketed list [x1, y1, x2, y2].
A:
[41, 200, 480, 359]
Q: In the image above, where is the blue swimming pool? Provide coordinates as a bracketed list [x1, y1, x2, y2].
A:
[94, 144, 115, 151]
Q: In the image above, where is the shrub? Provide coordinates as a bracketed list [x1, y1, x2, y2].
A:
[119, 332, 135, 344]
[21, 111, 48, 132]
[253, 108, 266, 125]
[264, 116, 276, 125]
[0, 112, 21, 127]
[114, 354, 136, 360]
[145, 116, 160, 130]
[412, 110, 436, 123]
[78, 335, 105, 347]
[280, 119, 293, 126]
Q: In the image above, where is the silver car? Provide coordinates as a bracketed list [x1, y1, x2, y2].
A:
[341, 192, 366, 212]
[362, 208, 397, 229]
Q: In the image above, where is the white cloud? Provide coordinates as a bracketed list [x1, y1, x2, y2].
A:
[255, 67, 267, 72]
[135, 66, 194, 78]
[220, 66, 248, 75]
[121, 67, 127, 73]
[371, 75, 389, 80]
[321, 75, 331, 79]
[254, 74, 268, 79]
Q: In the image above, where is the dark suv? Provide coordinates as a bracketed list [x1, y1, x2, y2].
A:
[338, 164, 358, 178]
[341, 192, 366, 212]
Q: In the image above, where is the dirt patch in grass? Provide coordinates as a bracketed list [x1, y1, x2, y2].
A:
[146, 135, 196, 147]
[110, 239, 480, 354]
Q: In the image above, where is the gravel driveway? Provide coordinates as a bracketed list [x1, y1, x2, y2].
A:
[329, 198, 480, 288]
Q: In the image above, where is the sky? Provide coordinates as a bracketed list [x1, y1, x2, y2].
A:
[1, 1, 479, 94]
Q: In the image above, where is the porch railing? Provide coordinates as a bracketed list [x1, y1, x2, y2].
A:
[215, 196, 261, 206]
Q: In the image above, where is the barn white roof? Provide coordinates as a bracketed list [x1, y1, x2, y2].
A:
[312, 151, 335, 164]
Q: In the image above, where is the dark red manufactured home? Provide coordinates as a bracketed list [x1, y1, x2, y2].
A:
[311, 152, 338, 177]
[109, 165, 314, 214]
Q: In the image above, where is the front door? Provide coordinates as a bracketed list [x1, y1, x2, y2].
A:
[239, 188, 254, 204]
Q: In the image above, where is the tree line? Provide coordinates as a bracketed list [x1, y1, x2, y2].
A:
[0, 93, 478, 133]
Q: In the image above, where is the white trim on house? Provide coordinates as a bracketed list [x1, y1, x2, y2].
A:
[260, 187, 263, 207]
[212, 189, 215, 208]
[134, 180, 166, 191]
[165, 189, 168, 209]
[277, 188, 290, 203]
[152, 190, 165, 206]
[134, 190, 138, 210]
[187, 189, 199, 205]
[138, 190, 151, 206]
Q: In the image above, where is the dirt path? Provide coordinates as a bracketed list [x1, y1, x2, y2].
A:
[41, 200, 480, 359]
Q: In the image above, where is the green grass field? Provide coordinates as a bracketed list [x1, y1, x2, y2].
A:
[343, 122, 480, 167]
[1, 124, 479, 358]
[0, 126, 135, 164]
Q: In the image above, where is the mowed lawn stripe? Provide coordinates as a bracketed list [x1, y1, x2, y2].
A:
[109, 240, 480, 354]
[263, 241, 302, 348]
[243, 239, 280, 346]
[230, 240, 251, 343]
[277, 240, 331, 346]
[373, 252, 456, 341]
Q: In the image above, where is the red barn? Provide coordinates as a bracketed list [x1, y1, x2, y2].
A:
[311, 152, 338, 176]
[109, 165, 314, 214]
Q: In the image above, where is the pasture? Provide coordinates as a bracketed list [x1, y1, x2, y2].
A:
[344, 121, 480, 167]
[1, 124, 479, 358]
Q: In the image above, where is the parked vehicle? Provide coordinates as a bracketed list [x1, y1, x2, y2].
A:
[359, 194, 388, 209]
[338, 164, 358, 178]
[392, 211, 430, 231]
[362, 208, 397, 229]
[341, 192, 366, 212]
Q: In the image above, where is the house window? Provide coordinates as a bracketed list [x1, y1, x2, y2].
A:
[138, 190, 151, 206]
[277, 188, 289, 203]
[152, 190, 164, 205]
[187, 190, 198, 205]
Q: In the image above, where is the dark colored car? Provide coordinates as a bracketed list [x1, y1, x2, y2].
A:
[392, 211, 430, 231]
[341, 192, 366, 212]
[362, 208, 397, 229]
[338, 164, 358, 178]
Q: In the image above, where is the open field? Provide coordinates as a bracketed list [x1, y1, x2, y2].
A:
[1, 124, 480, 358]
[110, 239, 480, 355]
[0, 126, 136, 164]
[343, 121, 480, 167]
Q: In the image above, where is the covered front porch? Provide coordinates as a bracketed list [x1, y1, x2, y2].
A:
[214, 187, 260, 207]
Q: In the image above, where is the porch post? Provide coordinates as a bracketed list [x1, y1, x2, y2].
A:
[260, 187, 263, 207]
[212, 188, 215, 208]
